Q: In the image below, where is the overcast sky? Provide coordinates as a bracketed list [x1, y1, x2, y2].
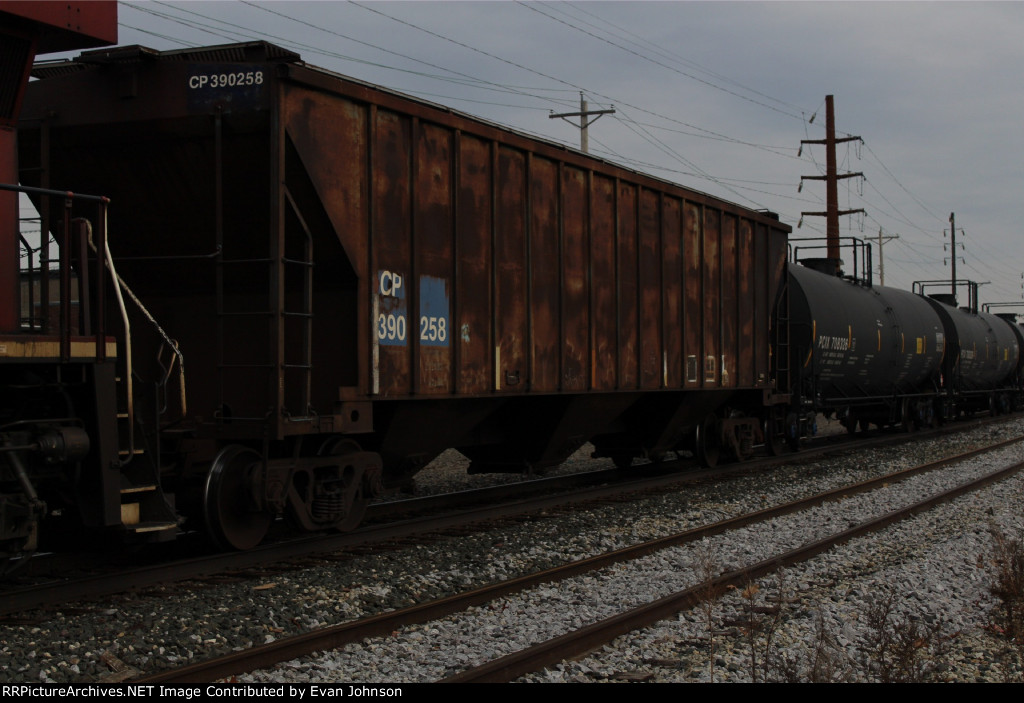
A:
[55, 1, 1024, 306]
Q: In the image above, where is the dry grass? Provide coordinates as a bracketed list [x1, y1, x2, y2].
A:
[987, 526, 1024, 681]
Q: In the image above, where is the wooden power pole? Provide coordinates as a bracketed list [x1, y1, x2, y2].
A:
[877, 228, 899, 286]
[550, 93, 615, 154]
[949, 212, 957, 296]
[799, 95, 864, 274]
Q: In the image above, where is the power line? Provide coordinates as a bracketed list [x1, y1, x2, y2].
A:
[559, 1, 811, 116]
[518, 1, 808, 121]
[118, 3, 1013, 300]
[346, 0, 801, 157]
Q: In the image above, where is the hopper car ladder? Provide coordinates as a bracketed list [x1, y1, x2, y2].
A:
[213, 186, 314, 431]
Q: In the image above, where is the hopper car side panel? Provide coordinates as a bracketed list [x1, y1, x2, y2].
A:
[16, 46, 790, 434]
[277, 67, 789, 410]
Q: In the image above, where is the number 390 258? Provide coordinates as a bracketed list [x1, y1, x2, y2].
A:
[376, 313, 406, 342]
[376, 314, 448, 343]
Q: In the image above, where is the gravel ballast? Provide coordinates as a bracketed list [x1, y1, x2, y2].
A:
[1, 419, 1022, 683]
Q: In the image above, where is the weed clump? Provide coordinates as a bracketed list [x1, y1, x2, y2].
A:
[986, 527, 1024, 681]
[862, 589, 951, 682]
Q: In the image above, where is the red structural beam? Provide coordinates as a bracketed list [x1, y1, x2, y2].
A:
[0, 1, 116, 332]
[0, 1, 117, 53]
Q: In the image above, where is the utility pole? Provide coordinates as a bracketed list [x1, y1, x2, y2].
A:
[949, 212, 957, 297]
[799, 95, 864, 274]
[944, 213, 965, 304]
[876, 228, 899, 286]
[550, 92, 615, 154]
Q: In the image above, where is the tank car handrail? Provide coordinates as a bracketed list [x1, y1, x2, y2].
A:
[914, 279, 980, 314]
[981, 302, 1024, 315]
[790, 236, 873, 287]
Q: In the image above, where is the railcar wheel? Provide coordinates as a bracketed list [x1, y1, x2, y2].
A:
[695, 415, 721, 468]
[203, 445, 272, 551]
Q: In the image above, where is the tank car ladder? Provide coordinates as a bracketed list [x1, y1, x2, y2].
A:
[278, 187, 315, 425]
[767, 279, 796, 449]
[772, 280, 792, 398]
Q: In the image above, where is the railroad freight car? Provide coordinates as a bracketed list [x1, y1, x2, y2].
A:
[10, 42, 790, 551]
[787, 255, 945, 433]
[920, 286, 1022, 416]
[787, 251, 1022, 435]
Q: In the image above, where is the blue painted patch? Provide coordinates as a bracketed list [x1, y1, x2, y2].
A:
[418, 276, 450, 348]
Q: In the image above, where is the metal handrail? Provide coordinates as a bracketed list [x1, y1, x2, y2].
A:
[0, 182, 110, 360]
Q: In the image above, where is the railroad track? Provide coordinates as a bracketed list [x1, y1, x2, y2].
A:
[1, 414, 1010, 616]
[0, 417, 995, 617]
[127, 431, 1024, 683]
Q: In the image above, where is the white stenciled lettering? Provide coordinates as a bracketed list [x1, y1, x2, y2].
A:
[189, 71, 264, 89]
[379, 270, 403, 297]
[377, 313, 406, 342]
[419, 316, 447, 343]
[817, 335, 853, 352]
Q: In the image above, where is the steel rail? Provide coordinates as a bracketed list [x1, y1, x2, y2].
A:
[128, 433, 1024, 683]
[442, 454, 1024, 682]
[1, 419, 919, 614]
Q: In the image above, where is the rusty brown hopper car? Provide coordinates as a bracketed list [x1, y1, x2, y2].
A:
[18, 42, 790, 549]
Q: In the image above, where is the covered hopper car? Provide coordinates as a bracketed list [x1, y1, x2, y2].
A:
[4, 41, 791, 554]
